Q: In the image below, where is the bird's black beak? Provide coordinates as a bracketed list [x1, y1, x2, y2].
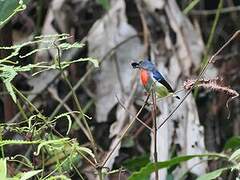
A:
[131, 62, 140, 69]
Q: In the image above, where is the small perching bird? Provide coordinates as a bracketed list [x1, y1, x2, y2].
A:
[131, 60, 180, 99]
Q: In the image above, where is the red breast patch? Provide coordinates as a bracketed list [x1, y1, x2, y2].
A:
[140, 69, 149, 86]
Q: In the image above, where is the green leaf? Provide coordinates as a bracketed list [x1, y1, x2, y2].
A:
[0, 158, 7, 179]
[59, 42, 84, 50]
[77, 146, 95, 159]
[54, 113, 72, 135]
[61, 153, 82, 172]
[65, 115, 72, 135]
[62, 58, 99, 68]
[34, 138, 69, 156]
[123, 154, 150, 172]
[0, 63, 45, 103]
[128, 153, 226, 180]
[229, 149, 240, 161]
[0, 0, 30, 29]
[224, 136, 240, 150]
[196, 167, 229, 180]
[18, 169, 42, 180]
[5, 81, 16, 103]
[0, 139, 40, 147]
[0, 66, 18, 102]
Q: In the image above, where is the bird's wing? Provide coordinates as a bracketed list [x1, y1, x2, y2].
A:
[152, 70, 174, 92]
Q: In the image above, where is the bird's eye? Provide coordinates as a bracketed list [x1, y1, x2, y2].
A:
[131, 62, 139, 68]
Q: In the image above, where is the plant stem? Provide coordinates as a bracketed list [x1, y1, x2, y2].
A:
[151, 89, 158, 180]
[13, 86, 40, 114]
[54, 42, 98, 161]
[14, 79, 97, 169]
[194, 0, 223, 97]
[0, 130, 4, 158]
[98, 169, 103, 180]
[101, 93, 151, 168]
[16, 99, 28, 121]
[53, 43, 101, 177]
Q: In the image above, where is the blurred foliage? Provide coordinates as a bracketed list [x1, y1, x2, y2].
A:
[96, 0, 110, 10]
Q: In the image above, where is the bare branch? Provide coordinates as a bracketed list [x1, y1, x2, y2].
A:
[158, 30, 240, 129]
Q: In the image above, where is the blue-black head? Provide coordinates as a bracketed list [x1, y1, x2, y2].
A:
[131, 60, 155, 71]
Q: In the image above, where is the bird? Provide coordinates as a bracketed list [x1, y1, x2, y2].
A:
[131, 60, 180, 99]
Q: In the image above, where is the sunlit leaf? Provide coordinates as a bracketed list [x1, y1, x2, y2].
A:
[0, 158, 7, 179]
[61, 58, 99, 68]
[196, 167, 230, 180]
[59, 42, 85, 50]
[0, 66, 17, 102]
[19, 169, 42, 180]
[77, 146, 95, 159]
[229, 149, 240, 161]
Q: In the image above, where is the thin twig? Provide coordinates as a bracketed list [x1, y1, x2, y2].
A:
[191, 6, 240, 16]
[13, 86, 40, 114]
[116, 96, 153, 132]
[48, 87, 92, 140]
[157, 30, 240, 129]
[132, 114, 152, 139]
[53, 41, 98, 161]
[151, 89, 158, 180]
[54, 43, 103, 180]
[101, 93, 151, 168]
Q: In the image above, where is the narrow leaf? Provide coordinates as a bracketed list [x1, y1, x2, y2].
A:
[77, 146, 95, 159]
[123, 154, 150, 172]
[19, 169, 42, 180]
[183, 0, 200, 14]
[5, 81, 17, 103]
[34, 138, 69, 156]
[0, 158, 7, 179]
[196, 167, 230, 180]
[224, 136, 240, 150]
[129, 153, 226, 180]
[229, 149, 240, 161]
